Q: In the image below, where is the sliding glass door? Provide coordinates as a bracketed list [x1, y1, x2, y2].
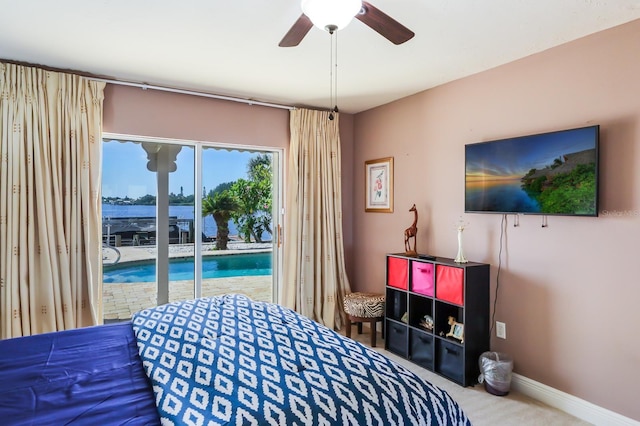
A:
[101, 136, 281, 322]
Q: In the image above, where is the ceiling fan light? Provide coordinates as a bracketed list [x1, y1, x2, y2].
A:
[301, 0, 362, 32]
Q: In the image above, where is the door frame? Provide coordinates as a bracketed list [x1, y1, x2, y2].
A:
[102, 132, 284, 307]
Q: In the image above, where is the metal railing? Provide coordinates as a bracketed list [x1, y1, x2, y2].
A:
[102, 243, 121, 265]
[102, 216, 194, 246]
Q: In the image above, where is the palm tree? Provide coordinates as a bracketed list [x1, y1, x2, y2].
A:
[230, 153, 273, 243]
[202, 190, 239, 250]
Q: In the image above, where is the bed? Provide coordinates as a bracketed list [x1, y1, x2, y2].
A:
[0, 320, 159, 425]
[0, 294, 471, 425]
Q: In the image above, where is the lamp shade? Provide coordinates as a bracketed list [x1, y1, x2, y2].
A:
[301, 0, 363, 31]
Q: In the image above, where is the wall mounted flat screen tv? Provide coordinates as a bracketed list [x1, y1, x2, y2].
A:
[465, 125, 599, 216]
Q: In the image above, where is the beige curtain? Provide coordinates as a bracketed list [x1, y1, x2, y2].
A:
[0, 62, 105, 338]
[282, 108, 351, 330]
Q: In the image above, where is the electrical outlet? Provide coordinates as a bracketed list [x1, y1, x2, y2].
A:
[496, 321, 507, 339]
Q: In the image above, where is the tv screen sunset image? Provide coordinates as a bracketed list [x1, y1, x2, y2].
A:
[465, 126, 598, 216]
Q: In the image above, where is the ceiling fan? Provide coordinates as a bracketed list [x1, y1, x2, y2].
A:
[279, 0, 415, 47]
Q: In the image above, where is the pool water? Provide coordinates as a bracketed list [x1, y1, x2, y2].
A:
[103, 252, 272, 283]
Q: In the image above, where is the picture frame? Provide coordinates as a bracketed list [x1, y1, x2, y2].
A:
[445, 316, 464, 343]
[365, 157, 394, 212]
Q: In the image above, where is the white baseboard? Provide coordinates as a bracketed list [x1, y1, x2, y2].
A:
[511, 373, 639, 426]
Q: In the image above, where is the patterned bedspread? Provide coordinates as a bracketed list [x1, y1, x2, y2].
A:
[132, 294, 470, 425]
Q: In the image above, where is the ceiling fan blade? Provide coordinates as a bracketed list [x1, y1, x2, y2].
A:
[279, 14, 313, 47]
[356, 1, 415, 45]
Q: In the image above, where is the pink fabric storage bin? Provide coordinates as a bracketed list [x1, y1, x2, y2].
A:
[411, 262, 434, 296]
[387, 257, 408, 290]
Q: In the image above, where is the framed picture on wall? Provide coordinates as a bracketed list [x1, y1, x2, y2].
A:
[365, 157, 394, 213]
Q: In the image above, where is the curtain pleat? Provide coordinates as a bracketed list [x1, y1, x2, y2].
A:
[282, 108, 351, 330]
[0, 62, 105, 338]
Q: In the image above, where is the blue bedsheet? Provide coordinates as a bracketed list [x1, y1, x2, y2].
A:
[132, 294, 471, 425]
[0, 294, 472, 425]
[0, 322, 160, 425]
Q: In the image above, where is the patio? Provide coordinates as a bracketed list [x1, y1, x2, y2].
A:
[103, 276, 272, 321]
[102, 242, 273, 321]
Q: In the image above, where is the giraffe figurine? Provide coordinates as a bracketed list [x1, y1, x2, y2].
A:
[404, 204, 418, 256]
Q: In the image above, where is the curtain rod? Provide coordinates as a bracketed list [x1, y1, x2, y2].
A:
[90, 77, 295, 111]
[0, 59, 294, 110]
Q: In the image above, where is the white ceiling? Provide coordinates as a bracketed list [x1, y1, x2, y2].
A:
[1, 0, 639, 113]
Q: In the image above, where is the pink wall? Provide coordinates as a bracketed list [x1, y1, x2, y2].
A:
[103, 85, 290, 146]
[102, 85, 356, 278]
[352, 19, 640, 420]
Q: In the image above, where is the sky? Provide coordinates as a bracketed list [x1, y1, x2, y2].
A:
[465, 126, 598, 181]
[102, 140, 265, 199]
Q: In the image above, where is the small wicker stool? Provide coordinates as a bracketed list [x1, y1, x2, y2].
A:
[344, 292, 385, 347]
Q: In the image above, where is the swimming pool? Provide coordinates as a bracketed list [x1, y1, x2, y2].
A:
[103, 252, 272, 283]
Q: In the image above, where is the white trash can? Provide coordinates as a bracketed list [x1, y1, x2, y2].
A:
[478, 351, 513, 396]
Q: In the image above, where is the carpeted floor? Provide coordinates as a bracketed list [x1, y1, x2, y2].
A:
[347, 328, 592, 426]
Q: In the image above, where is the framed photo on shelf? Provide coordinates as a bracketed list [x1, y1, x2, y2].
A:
[446, 316, 464, 343]
[365, 157, 394, 213]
